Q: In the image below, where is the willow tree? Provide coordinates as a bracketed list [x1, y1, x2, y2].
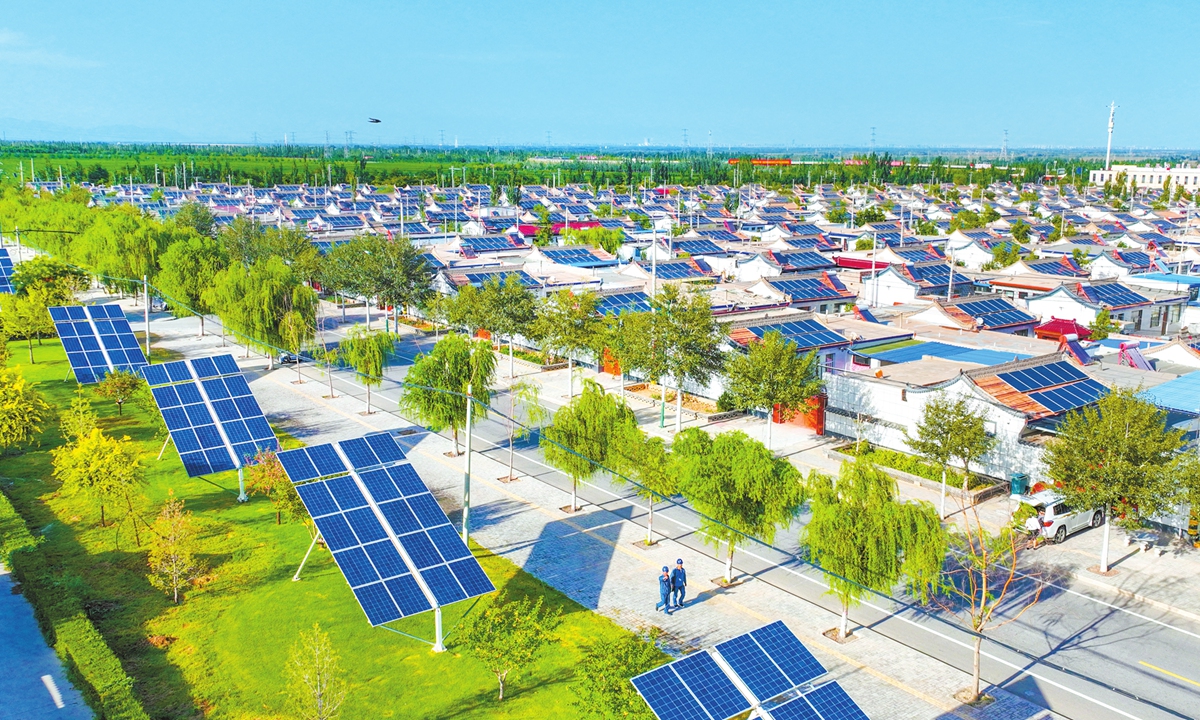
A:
[803, 457, 946, 640]
[675, 429, 806, 583]
[339, 326, 396, 414]
[155, 232, 226, 336]
[541, 379, 635, 513]
[608, 421, 676, 546]
[203, 256, 317, 365]
[399, 333, 497, 454]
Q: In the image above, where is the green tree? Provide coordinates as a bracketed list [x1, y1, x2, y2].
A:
[1009, 219, 1031, 243]
[445, 284, 489, 336]
[248, 448, 308, 526]
[203, 256, 318, 363]
[570, 631, 662, 720]
[1044, 387, 1181, 572]
[172, 202, 216, 238]
[0, 288, 56, 362]
[826, 201, 848, 224]
[459, 594, 563, 701]
[51, 428, 145, 541]
[562, 226, 625, 255]
[155, 232, 226, 336]
[480, 275, 538, 378]
[146, 491, 204, 604]
[598, 310, 648, 400]
[321, 234, 432, 327]
[1088, 307, 1119, 340]
[399, 333, 497, 453]
[338, 326, 396, 414]
[503, 380, 549, 483]
[0, 367, 50, 453]
[58, 386, 97, 444]
[608, 422, 676, 545]
[855, 206, 885, 225]
[533, 205, 554, 246]
[906, 393, 996, 518]
[803, 457, 946, 640]
[980, 242, 1022, 271]
[280, 310, 314, 383]
[725, 330, 823, 450]
[286, 623, 348, 720]
[674, 429, 806, 583]
[914, 219, 939, 235]
[646, 284, 726, 432]
[9, 255, 88, 299]
[95, 368, 144, 416]
[541, 379, 636, 512]
[532, 289, 602, 399]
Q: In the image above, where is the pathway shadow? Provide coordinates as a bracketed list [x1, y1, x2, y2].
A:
[519, 514, 621, 612]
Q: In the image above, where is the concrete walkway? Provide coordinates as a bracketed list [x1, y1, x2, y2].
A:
[0, 565, 92, 720]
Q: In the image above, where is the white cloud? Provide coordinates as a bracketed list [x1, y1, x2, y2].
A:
[0, 29, 100, 69]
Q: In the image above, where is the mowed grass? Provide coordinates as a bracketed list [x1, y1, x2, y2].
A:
[1, 338, 657, 719]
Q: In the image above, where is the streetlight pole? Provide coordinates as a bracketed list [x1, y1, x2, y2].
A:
[461, 382, 474, 545]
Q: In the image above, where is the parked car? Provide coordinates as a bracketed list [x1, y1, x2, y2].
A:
[1018, 490, 1104, 543]
[278, 351, 313, 365]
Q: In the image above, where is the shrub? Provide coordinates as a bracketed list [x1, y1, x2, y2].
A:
[839, 443, 992, 490]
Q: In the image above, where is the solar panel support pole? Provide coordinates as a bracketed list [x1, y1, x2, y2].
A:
[293, 532, 322, 582]
[434, 607, 445, 653]
[237, 467, 248, 503]
[462, 383, 473, 545]
[144, 275, 151, 362]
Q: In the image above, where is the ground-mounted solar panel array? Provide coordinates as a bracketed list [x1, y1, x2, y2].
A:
[141, 354, 278, 476]
[49, 304, 149, 384]
[278, 433, 495, 626]
[0, 248, 13, 293]
[745, 319, 847, 351]
[632, 621, 868, 720]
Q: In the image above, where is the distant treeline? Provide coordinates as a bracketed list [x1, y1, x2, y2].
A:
[0, 141, 1134, 190]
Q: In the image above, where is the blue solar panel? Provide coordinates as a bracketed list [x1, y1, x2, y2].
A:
[997, 361, 1086, 392]
[769, 695, 822, 720]
[598, 292, 652, 316]
[774, 251, 833, 270]
[715, 634, 792, 701]
[460, 270, 539, 289]
[745, 320, 848, 352]
[805, 682, 870, 720]
[674, 239, 724, 255]
[141, 354, 277, 476]
[633, 652, 750, 720]
[1029, 379, 1107, 413]
[750, 621, 826, 687]
[279, 433, 494, 624]
[51, 304, 148, 384]
[769, 278, 846, 301]
[0, 249, 13, 294]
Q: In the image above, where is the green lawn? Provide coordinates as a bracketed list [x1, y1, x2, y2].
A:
[1, 338, 658, 719]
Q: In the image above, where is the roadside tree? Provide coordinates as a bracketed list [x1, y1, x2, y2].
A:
[608, 422, 676, 545]
[503, 380, 549, 482]
[155, 233, 226, 336]
[339, 326, 396, 414]
[907, 394, 995, 518]
[645, 284, 726, 432]
[725, 330, 822, 450]
[674, 429, 806, 583]
[399, 333, 497, 454]
[541, 379, 636, 512]
[532, 289, 602, 399]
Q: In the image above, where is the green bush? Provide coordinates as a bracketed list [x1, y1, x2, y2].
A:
[839, 443, 992, 490]
[0, 491, 151, 720]
[716, 391, 739, 412]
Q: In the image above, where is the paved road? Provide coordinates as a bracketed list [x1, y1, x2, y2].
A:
[0, 568, 92, 720]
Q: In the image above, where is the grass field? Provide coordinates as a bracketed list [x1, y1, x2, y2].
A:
[1, 337, 659, 719]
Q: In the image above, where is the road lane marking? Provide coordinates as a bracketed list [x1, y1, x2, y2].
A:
[41, 675, 64, 708]
[1140, 661, 1200, 688]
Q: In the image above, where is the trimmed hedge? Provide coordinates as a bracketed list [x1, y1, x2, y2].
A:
[839, 442, 992, 490]
[0, 490, 151, 720]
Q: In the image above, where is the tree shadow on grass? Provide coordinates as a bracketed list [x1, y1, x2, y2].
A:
[431, 664, 576, 719]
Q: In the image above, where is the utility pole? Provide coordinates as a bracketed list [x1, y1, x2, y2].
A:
[1002, 130, 1008, 161]
[1105, 101, 1117, 171]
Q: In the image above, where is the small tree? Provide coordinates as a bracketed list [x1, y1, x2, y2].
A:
[1088, 307, 1119, 340]
[571, 631, 662, 720]
[532, 289, 602, 399]
[147, 491, 204, 604]
[247, 448, 308, 525]
[503, 380, 549, 482]
[725, 330, 823, 450]
[400, 333, 497, 454]
[96, 368, 144, 416]
[1044, 387, 1181, 573]
[939, 507, 1042, 704]
[803, 457, 946, 640]
[0, 333, 9, 367]
[482, 275, 538, 378]
[0, 290, 55, 363]
[314, 345, 340, 399]
[52, 428, 145, 541]
[0, 368, 50, 454]
[541, 379, 636, 512]
[280, 309, 313, 383]
[675, 429, 806, 583]
[459, 594, 563, 701]
[339, 326, 396, 414]
[608, 422, 676, 546]
[286, 623, 348, 720]
[907, 394, 995, 518]
[646, 284, 727, 433]
[59, 386, 98, 444]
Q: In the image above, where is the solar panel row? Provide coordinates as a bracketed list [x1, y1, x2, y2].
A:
[1028, 378, 1107, 413]
[770, 278, 845, 301]
[746, 320, 847, 350]
[632, 652, 749, 720]
[714, 621, 826, 701]
[49, 304, 149, 384]
[0, 248, 13, 293]
[278, 434, 495, 626]
[598, 292, 652, 316]
[141, 354, 278, 477]
[769, 682, 870, 720]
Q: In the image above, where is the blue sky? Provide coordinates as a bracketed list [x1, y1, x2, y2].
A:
[2, 1, 1197, 148]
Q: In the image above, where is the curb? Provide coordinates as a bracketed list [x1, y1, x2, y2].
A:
[1060, 565, 1200, 625]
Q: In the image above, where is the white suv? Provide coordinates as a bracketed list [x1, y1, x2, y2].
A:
[1019, 490, 1104, 544]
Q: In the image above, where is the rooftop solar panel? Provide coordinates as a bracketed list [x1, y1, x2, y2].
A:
[997, 361, 1086, 392]
[598, 292, 652, 316]
[278, 433, 493, 626]
[769, 278, 845, 301]
[648, 262, 707, 280]
[50, 303, 148, 384]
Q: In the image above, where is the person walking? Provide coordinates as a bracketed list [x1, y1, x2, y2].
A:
[671, 559, 688, 609]
[655, 566, 673, 614]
